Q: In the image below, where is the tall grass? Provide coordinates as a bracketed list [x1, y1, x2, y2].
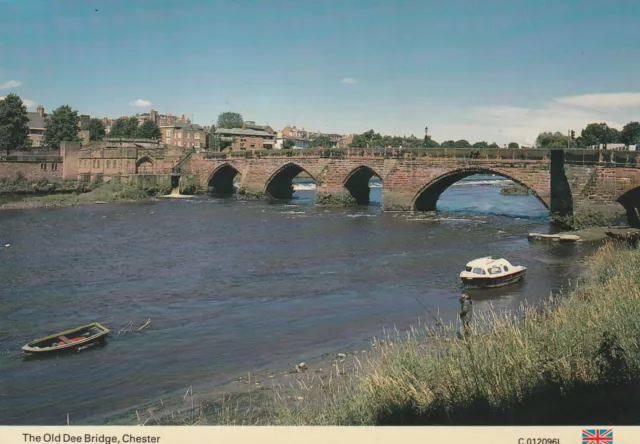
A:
[275, 241, 640, 425]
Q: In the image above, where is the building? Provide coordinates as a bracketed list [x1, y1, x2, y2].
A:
[274, 132, 309, 149]
[136, 110, 190, 126]
[213, 128, 276, 151]
[160, 123, 208, 150]
[243, 121, 275, 134]
[27, 105, 46, 147]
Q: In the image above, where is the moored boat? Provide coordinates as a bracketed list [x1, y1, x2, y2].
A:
[459, 256, 526, 289]
[22, 322, 109, 354]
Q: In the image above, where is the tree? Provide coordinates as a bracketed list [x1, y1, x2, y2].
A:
[621, 121, 640, 146]
[472, 141, 488, 148]
[488, 142, 500, 149]
[423, 137, 439, 148]
[109, 117, 139, 138]
[508, 142, 520, 149]
[579, 123, 620, 147]
[217, 112, 244, 129]
[0, 93, 30, 151]
[88, 118, 106, 141]
[535, 131, 576, 149]
[453, 139, 471, 148]
[282, 139, 296, 149]
[136, 120, 161, 140]
[440, 140, 456, 148]
[309, 134, 334, 148]
[43, 105, 81, 149]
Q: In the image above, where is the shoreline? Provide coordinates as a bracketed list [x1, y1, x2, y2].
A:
[106, 239, 640, 426]
[101, 228, 621, 426]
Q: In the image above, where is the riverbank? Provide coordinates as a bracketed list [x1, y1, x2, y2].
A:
[0, 182, 151, 211]
[107, 239, 640, 426]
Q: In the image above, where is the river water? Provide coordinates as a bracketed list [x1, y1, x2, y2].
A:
[0, 175, 599, 425]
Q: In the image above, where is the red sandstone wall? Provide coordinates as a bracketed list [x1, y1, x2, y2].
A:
[0, 161, 63, 181]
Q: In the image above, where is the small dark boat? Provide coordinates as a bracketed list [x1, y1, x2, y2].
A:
[460, 256, 527, 289]
[22, 322, 109, 354]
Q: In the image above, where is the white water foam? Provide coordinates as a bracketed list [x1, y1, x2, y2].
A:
[292, 180, 512, 191]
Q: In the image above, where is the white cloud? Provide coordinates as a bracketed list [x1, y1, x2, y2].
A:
[0, 80, 21, 89]
[0, 96, 35, 108]
[340, 77, 358, 84]
[554, 92, 640, 109]
[430, 92, 640, 147]
[129, 99, 152, 108]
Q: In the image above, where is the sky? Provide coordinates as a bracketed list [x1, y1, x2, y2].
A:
[1, 0, 639, 146]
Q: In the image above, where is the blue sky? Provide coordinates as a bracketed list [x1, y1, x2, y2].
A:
[1, 0, 639, 145]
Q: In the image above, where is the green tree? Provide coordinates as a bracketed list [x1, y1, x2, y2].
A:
[440, 140, 456, 148]
[579, 123, 620, 147]
[508, 142, 520, 149]
[0, 93, 30, 151]
[453, 139, 471, 148]
[535, 131, 576, 149]
[620, 121, 640, 146]
[88, 118, 106, 141]
[282, 139, 296, 149]
[488, 142, 500, 149]
[109, 117, 139, 138]
[472, 141, 488, 148]
[43, 105, 81, 149]
[309, 134, 334, 148]
[423, 136, 439, 148]
[217, 112, 244, 129]
[136, 120, 161, 139]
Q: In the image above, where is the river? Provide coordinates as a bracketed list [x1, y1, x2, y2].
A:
[0, 175, 599, 425]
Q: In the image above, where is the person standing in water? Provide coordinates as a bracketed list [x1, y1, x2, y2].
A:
[459, 290, 473, 337]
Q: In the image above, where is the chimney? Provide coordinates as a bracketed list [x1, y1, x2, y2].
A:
[37, 105, 44, 117]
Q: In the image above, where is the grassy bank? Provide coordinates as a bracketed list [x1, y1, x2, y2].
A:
[135, 241, 640, 426]
[0, 182, 150, 211]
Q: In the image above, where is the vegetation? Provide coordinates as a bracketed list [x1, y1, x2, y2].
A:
[535, 120, 640, 148]
[0, 93, 30, 150]
[0, 172, 77, 193]
[43, 104, 82, 149]
[500, 185, 529, 196]
[282, 139, 296, 150]
[508, 142, 519, 149]
[349, 129, 424, 149]
[217, 112, 244, 129]
[309, 134, 334, 148]
[1, 181, 151, 210]
[136, 120, 162, 140]
[142, 242, 640, 426]
[89, 118, 106, 141]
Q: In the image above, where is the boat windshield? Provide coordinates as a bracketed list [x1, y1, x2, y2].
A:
[465, 266, 472, 272]
[473, 267, 485, 275]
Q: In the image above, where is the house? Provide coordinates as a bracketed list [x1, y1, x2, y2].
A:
[243, 120, 275, 134]
[27, 105, 46, 147]
[274, 132, 309, 149]
[213, 128, 276, 151]
[160, 123, 208, 150]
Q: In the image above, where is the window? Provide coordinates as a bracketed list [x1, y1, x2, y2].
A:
[107, 160, 111, 168]
[178, 132, 182, 138]
[489, 267, 502, 275]
[465, 266, 472, 272]
[250, 144, 255, 148]
[166, 130, 172, 137]
[503, 266, 509, 272]
[194, 133, 200, 140]
[473, 268, 485, 275]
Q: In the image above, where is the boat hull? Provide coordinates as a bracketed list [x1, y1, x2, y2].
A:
[22, 322, 110, 354]
[461, 269, 526, 289]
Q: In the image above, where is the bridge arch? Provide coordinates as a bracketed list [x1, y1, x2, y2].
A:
[412, 167, 550, 212]
[265, 162, 316, 200]
[616, 186, 640, 228]
[343, 165, 383, 205]
[208, 163, 241, 196]
[135, 156, 154, 174]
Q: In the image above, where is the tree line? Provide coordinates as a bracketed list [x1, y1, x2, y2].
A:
[347, 128, 512, 149]
[535, 122, 640, 149]
[0, 93, 162, 151]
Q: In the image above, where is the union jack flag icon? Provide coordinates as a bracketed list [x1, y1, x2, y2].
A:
[582, 429, 613, 444]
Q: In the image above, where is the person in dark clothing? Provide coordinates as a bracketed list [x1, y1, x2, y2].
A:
[459, 290, 473, 337]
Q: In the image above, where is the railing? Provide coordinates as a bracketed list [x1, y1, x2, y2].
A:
[199, 147, 639, 166]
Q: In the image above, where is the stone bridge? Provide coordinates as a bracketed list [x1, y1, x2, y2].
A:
[181, 148, 640, 227]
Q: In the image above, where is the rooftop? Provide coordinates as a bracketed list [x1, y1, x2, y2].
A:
[27, 112, 45, 129]
[161, 123, 205, 131]
[214, 127, 274, 137]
